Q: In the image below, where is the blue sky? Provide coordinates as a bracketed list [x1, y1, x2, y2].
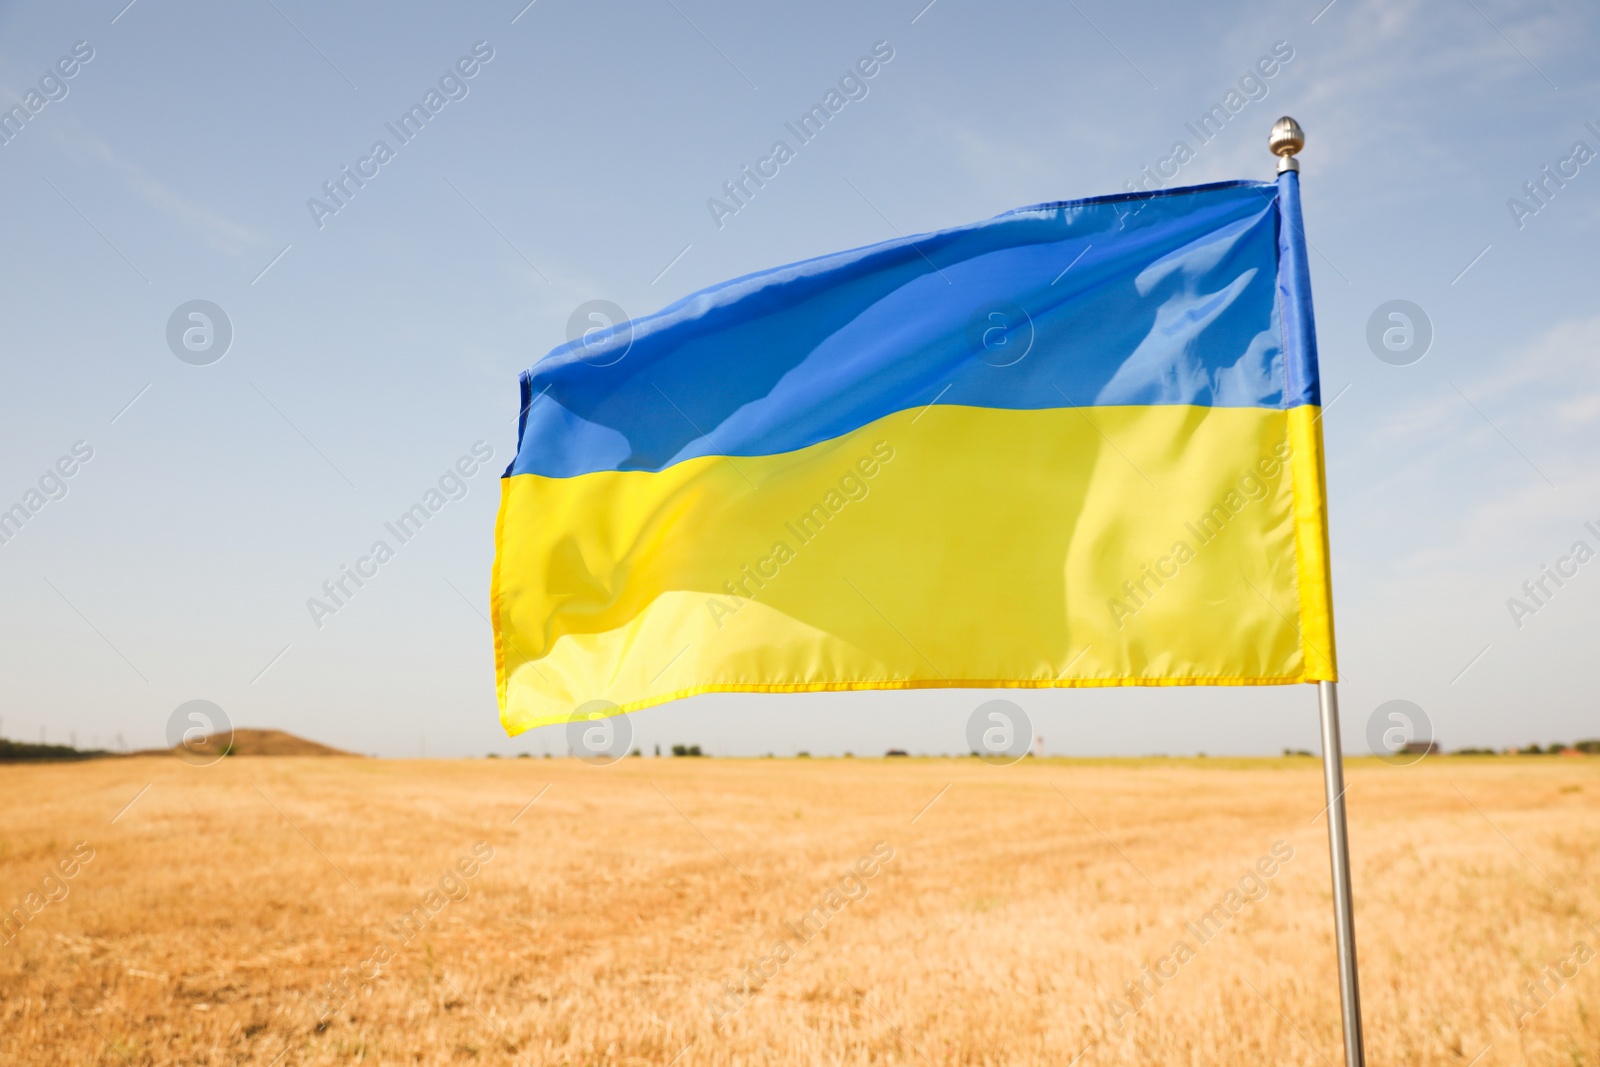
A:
[1, 0, 1596, 757]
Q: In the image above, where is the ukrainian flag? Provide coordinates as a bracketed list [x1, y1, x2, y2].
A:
[493, 175, 1335, 733]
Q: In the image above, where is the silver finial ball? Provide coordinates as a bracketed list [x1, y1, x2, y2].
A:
[1269, 116, 1304, 173]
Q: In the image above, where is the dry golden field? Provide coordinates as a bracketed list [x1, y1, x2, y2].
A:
[1, 753, 1596, 1065]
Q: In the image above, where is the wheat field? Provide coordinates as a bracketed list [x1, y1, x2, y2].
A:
[1, 753, 1595, 1065]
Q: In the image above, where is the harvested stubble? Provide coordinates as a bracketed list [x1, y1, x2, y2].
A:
[1, 753, 1595, 1064]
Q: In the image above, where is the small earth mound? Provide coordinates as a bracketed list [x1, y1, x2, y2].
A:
[171, 729, 358, 758]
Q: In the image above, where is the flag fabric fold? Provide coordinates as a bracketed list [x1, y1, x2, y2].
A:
[493, 175, 1336, 734]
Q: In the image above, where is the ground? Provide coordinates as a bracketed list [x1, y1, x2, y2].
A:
[1, 754, 1595, 1065]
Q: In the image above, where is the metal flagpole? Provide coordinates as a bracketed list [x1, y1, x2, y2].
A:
[1317, 680, 1365, 1067]
[1270, 116, 1367, 1067]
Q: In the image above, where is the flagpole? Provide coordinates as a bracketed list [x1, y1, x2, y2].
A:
[1317, 680, 1365, 1066]
[1271, 115, 1367, 1067]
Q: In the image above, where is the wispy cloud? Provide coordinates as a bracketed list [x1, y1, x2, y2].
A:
[1350, 311, 1600, 573]
[43, 117, 265, 258]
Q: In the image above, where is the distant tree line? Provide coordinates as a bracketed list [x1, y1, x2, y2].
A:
[0, 739, 109, 763]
